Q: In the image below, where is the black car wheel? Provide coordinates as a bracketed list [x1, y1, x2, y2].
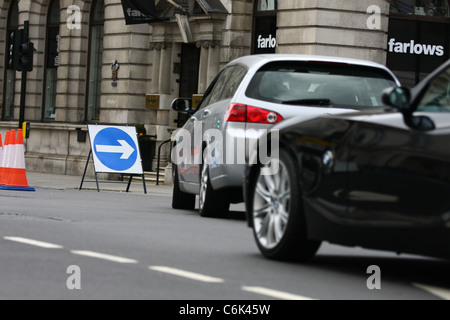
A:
[172, 164, 196, 210]
[199, 158, 230, 218]
[251, 149, 321, 261]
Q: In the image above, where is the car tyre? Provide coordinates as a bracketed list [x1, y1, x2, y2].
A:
[251, 149, 321, 262]
[172, 164, 196, 210]
[199, 160, 230, 218]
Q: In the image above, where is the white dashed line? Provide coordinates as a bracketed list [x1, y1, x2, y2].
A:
[242, 286, 316, 300]
[413, 283, 450, 300]
[71, 250, 138, 264]
[3, 236, 64, 249]
[149, 266, 225, 283]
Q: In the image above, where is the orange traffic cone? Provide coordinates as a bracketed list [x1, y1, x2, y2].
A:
[0, 133, 3, 183]
[1, 129, 35, 191]
[0, 131, 11, 186]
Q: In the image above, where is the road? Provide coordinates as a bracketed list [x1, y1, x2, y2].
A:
[0, 186, 449, 301]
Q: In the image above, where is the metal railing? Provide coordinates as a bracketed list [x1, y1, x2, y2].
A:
[156, 138, 172, 185]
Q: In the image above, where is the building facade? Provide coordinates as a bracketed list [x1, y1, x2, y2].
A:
[0, 0, 448, 178]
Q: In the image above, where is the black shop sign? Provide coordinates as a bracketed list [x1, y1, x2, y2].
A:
[387, 18, 449, 75]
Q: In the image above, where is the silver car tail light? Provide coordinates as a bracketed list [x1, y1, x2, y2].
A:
[225, 103, 284, 124]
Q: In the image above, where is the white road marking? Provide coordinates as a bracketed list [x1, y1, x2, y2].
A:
[149, 266, 224, 283]
[71, 250, 138, 264]
[413, 283, 450, 300]
[3, 236, 63, 249]
[242, 286, 316, 300]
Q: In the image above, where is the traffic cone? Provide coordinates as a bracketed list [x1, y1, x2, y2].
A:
[0, 131, 12, 186]
[1, 129, 35, 191]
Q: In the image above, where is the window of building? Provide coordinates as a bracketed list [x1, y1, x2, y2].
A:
[257, 0, 277, 11]
[43, 0, 61, 121]
[3, 0, 19, 120]
[390, 0, 450, 18]
[86, 0, 104, 122]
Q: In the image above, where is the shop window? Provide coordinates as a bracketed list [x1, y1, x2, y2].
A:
[86, 0, 104, 122]
[3, 0, 18, 120]
[43, 0, 60, 121]
[390, 0, 450, 18]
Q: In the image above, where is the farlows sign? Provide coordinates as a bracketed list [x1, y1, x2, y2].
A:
[257, 34, 277, 50]
[388, 38, 445, 57]
[387, 19, 448, 74]
[121, 0, 156, 25]
[253, 8, 277, 54]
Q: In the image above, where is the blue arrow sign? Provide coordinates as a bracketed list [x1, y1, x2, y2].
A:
[90, 126, 142, 173]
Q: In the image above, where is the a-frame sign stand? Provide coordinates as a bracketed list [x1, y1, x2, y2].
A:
[79, 149, 147, 194]
[79, 125, 147, 194]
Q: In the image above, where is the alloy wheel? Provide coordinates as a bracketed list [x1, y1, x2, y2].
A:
[199, 162, 208, 211]
[253, 160, 290, 250]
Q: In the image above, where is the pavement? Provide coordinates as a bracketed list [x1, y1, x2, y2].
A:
[25, 171, 173, 196]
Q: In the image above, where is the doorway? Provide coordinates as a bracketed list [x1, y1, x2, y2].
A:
[177, 43, 201, 127]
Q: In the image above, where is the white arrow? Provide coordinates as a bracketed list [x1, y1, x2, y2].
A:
[96, 140, 135, 160]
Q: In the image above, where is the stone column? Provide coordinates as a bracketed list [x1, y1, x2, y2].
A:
[277, 0, 389, 64]
[158, 42, 172, 95]
[207, 40, 221, 87]
[56, 0, 89, 123]
[100, 0, 151, 124]
[197, 43, 209, 94]
[197, 40, 221, 93]
[153, 42, 175, 170]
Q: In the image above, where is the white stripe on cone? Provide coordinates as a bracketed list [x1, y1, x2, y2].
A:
[13, 138, 26, 170]
[5, 130, 16, 176]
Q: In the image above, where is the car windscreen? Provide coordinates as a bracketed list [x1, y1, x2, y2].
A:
[245, 61, 397, 108]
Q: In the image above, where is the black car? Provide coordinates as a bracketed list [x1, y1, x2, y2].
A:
[244, 59, 450, 262]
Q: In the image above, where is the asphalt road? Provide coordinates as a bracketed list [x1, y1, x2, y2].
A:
[0, 186, 449, 301]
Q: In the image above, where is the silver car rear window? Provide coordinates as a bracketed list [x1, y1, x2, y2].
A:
[245, 61, 397, 108]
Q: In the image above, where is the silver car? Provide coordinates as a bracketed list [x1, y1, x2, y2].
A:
[171, 54, 400, 218]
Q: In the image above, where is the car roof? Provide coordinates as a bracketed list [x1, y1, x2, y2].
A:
[228, 53, 392, 71]
[226, 54, 401, 86]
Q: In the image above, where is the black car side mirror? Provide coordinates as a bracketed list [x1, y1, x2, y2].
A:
[172, 98, 194, 114]
[382, 86, 435, 131]
[404, 115, 436, 131]
[382, 86, 411, 111]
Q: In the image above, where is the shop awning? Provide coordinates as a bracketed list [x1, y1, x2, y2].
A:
[197, 0, 227, 14]
[121, 0, 156, 25]
[121, 0, 228, 25]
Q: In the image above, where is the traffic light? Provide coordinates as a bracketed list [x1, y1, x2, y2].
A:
[8, 30, 23, 71]
[7, 29, 34, 72]
[18, 41, 35, 72]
